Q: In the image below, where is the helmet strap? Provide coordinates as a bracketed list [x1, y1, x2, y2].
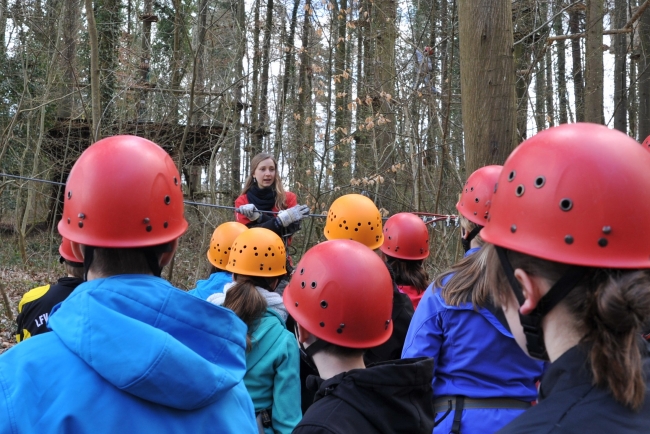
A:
[82, 246, 95, 282]
[495, 246, 586, 361]
[294, 323, 331, 374]
[461, 226, 482, 253]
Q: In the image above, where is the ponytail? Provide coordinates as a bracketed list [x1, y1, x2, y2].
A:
[223, 276, 269, 351]
[579, 270, 650, 411]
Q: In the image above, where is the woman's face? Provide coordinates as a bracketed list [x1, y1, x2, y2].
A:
[254, 158, 276, 188]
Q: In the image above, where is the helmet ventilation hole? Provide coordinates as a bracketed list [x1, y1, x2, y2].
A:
[559, 198, 573, 211]
[320, 300, 328, 308]
[510, 225, 517, 233]
[534, 176, 545, 188]
[598, 238, 608, 247]
[164, 195, 171, 205]
[311, 281, 317, 289]
[474, 197, 479, 203]
[508, 170, 516, 182]
[602, 226, 612, 234]
[515, 185, 525, 197]
[565, 235, 574, 244]
[301, 281, 306, 288]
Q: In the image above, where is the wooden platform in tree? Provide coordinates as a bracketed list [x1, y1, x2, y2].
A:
[45, 119, 226, 167]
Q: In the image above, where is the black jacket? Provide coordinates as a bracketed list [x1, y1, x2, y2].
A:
[498, 344, 650, 434]
[293, 357, 434, 434]
[15, 276, 84, 341]
[364, 284, 414, 364]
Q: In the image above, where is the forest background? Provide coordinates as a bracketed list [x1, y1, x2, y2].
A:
[0, 0, 648, 347]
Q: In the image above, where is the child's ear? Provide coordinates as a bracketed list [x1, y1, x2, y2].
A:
[513, 269, 545, 315]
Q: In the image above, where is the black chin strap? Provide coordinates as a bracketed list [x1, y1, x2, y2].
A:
[294, 324, 331, 374]
[495, 246, 586, 361]
[466, 226, 482, 244]
[144, 249, 163, 278]
[83, 246, 95, 282]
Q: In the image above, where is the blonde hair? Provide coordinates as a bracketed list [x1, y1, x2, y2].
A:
[241, 153, 287, 210]
[436, 216, 490, 307]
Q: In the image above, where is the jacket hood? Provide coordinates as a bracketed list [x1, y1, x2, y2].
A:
[48, 274, 249, 410]
[308, 357, 434, 432]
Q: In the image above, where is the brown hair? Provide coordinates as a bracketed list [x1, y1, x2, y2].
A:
[384, 256, 429, 295]
[241, 152, 287, 210]
[436, 217, 490, 307]
[223, 274, 273, 351]
[89, 243, 173, 277]
[64, 261, 85, 279]
[486, 244, 650, 411]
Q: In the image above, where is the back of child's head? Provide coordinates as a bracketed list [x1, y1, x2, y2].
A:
[57, 135, 187, 278]
[379, 213, 430, 293]
[284, 239, 393, 352]
[324, 194, 384, 250]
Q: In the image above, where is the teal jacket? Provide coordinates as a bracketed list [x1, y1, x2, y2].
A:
[246, 308, 301, 434]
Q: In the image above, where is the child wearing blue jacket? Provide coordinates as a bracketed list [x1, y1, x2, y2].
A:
[210, 227, 301, 434]
[0, 136, 257, 433]
[402, 165, 544, 434]
[188, 221, 247, 300]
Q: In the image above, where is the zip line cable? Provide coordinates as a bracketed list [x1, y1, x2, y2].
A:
[0, 173, 459, 225]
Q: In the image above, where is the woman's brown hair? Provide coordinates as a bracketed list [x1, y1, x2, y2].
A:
[384, 256, 429, 295]
[486, 243, 650, 411]
[436, 217, 491, 307]
[222, 274, 274, 351]
[241, 152, 287, 210]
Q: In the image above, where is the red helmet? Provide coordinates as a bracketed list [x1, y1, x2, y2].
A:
[379, 213, 429, 260]
[456, 165, 502, 226]
[283, 240, 393, 348]
[59, 237, 81, 263]
[58, 135, 187, 248]
[482, 123, 650, 268]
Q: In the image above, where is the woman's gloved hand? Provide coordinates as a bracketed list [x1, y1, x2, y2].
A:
[236, 204, 262, 221]
[276, 205, 310, 227]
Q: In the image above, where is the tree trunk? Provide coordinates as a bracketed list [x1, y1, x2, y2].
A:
[333, 0, 351, 187]
[638, 1, 650, 139]
[231, 0, 245, 202]
[170, 0, 184, 122]
[569, 6, 585, 122]
[254, 0, 274, 151]
[584, 0, 604, 124]
[85, 0, 101, 142]
[458, 0, 517, 173]
[96, 0, 119, 126]
[613, 0, 627, 132]
[250, 0, 262, 155]
[57, 0, 80, 120]
[545, 44, 554, 127]
[138, 0, 154, 121]
[554, 0, 568, 124]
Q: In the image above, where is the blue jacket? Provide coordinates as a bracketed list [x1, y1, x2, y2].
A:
[188, 270, 233, 300]
[246, 309, 301, 434]
[402, 248, 545, 434]
[0, 275, 257, 433]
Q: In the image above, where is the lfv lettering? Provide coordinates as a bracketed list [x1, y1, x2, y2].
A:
[35, 313, 48, 328]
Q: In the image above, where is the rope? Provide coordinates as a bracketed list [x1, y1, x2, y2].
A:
[0, 173, 459, 225]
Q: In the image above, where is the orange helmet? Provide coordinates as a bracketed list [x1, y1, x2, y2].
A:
[324, 194, 384, 249]
[379, 213, 429, 260]
[284, 239, 393, 348]
[58, 135, 187, 248]
[456, 165, 502, 226]
[226, 228, 287, 277]
[207, 222, 247, 270]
